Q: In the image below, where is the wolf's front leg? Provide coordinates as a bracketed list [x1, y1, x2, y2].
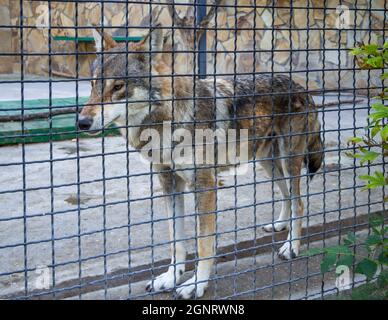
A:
[146, 172, 186, 293]
[176, 171, 216, 299]
[278, 156, 304, 260]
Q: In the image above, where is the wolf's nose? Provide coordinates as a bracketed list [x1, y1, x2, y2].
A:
[77, 116, 93, 131]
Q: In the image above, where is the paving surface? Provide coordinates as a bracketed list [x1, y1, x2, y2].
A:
[66, 230, 370, 300]
[0, 77, 385, 299]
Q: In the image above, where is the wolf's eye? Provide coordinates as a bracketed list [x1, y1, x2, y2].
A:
[113, 84, 124, 91]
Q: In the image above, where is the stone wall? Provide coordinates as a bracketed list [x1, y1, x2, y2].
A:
[0, 0, 13, 73]
[4, 0, 387, 93]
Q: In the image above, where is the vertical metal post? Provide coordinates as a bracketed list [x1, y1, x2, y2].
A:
[197, 0, 207, 78]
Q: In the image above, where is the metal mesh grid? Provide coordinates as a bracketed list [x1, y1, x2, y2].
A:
[0, 0, 386, 300]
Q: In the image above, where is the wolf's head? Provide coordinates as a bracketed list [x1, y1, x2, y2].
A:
[77, 26, 167, 132]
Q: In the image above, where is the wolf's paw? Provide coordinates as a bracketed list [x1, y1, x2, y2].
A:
[174, 276, 208, 299]
[278, 240, 300, 260]
[263, 220, 288, 232]
[145, 267, 184, 293]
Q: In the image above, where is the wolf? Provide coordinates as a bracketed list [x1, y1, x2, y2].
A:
[77, 27, 323, 299]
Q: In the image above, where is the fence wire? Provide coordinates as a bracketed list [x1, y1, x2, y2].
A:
[0, 0, 386, 300]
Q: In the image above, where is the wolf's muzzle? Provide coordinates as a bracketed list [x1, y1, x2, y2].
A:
[77, 116, 93, 131]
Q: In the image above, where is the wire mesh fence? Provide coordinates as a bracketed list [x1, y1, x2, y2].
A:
[0, 0, 386, 300]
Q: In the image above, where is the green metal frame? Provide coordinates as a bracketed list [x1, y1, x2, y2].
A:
[53, 35, 143, 42]
[0, 97, 120, 146]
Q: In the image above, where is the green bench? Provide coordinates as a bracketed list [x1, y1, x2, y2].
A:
[0, 97, 120, 146]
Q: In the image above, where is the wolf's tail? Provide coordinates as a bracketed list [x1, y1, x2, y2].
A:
[304, 121, 324, 180]
[305, 133, 323, 179]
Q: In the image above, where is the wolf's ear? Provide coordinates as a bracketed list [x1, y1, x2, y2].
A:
[137, 24, 164, 57]
[92, 28, 118, 52]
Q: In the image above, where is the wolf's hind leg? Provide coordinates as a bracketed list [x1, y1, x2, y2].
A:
[261, 160, 291, 232]
[146, 171, 186, 293]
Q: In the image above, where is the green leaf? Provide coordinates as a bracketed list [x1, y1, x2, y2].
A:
[383, 50, 388, 62]
[371, 102, 387, 110]
[358, 150, 380, 165]
[370, 103, 388, 120]
[337, 254, 354, 268]
[378, 251, 388, 265]
[325, 245, 352, 255]
[359, 172, 387, 189]
[343, 232, 357, 245]
[321, 253, 337, 273]
[377, 269, 388, 287]
[366, 56, 384, 68]
[371, 124, 381, 138]
[302, 247, 326, 257]
[347, 136, 363, 145]
[350, 47, 363, 55]
[355, 259, 378, 280]
[365, 234, 382, 249]
[343, 238, 353, 246]
[370, 215, 384, 227]
[363, 44, 379, 55]
[381, 125, 388, 141]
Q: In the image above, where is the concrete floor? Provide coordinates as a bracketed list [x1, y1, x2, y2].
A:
[0, 77, 385, 299]
[0, 74, 91, 101]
